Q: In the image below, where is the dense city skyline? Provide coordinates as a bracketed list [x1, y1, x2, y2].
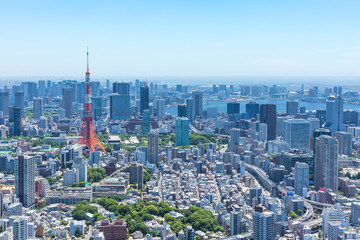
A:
[2, 1, 360, 240]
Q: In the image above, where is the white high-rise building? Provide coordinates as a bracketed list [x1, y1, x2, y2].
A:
[63, 169, 79, 186]
[90, 151, 101, 167]
[307, 117, 320, 136]
[294, 162, 309, 197]
[186, 98, 195, 122]
[259, 123, 267, 142]
[253, 206, 275, 240]
[33, 98, 43, 120]
[229, 128, 241, 152]
[192, 91, 203, 117]
[230, 211, 241, 236]
[284, 119, 310, 151]
[11, 216, 27, 240]
[15, 156, 35, 209]
[322, 204, 348, 239]
[72, 163, 87, 183]
[155, 99, 166, 119]
[324, 93, 345, 132]
[315, 135, 338, 192]
[147, 131, 159, 165]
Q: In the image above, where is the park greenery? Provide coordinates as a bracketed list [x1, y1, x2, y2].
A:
[91, 198, 224, 235]
[87, 168, 106, 183]
[96, 133, 229, 153]
[143, 168, 152, 185]
[289, 211, 299, 219]
[47, 175, 62, 185]
[72, 181, 85, 187]
[189, 133, 217, 146]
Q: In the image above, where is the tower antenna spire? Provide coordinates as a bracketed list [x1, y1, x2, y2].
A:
[87, 46, 89, 73]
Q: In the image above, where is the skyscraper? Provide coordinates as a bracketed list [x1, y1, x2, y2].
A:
[312, 128, 332, 176]
[135, 79, 140, 99]
[27, 82, 37, 101]
[316, 109, 327, 127]
[92, 96, 106, 121]
[11, 216, 28, 240]
[106, 79, 110, 90]
[286, 100, 299, 115]
[335, 131, 352, 156]
[90, 81, 101, 97]
[315, 135, 338, 192]
[259, 123, 267, 142]
[324, 94, 345, 132]
[227, 102, 240, 115]
[260, 104, 277, 140]
[0, 91, 9, 116]
[178, 104, 187, 117]
[175, 117, 189, 146]
[147, 132, 159, 165]
[15, 91, 25, 118]
[110, 94, 130, 120]
[294, 162, 309, 197]
[284, 119, 310, 151]
[62, 87, 73, 118]
[246, 102, 260, 120]
[186, 98, 195, 122]
[240, 85, 251, 95]
[230, 211, 241, 236]
[33, 98, 43, 120]
[9, 106, 21, 136]
[140, 85, 149, 115]
[253, 206, 275, 240]
[176, 84, 183, 92]
[38, 80, 46, 97]
[15, 155, 35, 209]
[129, 162, 143, 189]
[155, 99, 166, 119]
[113, 82, 130, 95]
[229, 128, 240, 152]
[192, 91, 203, 117]
[142, 109, 150, 134]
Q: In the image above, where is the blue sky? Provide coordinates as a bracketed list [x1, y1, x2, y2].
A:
[1, 0, 360, 78]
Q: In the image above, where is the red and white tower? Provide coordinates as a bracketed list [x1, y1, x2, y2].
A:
[77, 48, 106, 152]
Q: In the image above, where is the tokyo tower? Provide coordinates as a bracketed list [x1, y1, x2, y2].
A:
[77, 48, 106, 152]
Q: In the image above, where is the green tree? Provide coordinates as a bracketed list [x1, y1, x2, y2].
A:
[88, 168, 106, 182]
[164, 214, 175, 223]
[146, 205, 159, 216]
[143, 213, 154, 221]
[143, 168, 153, 184]
[318, 230, 322, 239]
[169, 220, 185, 234]
[148, 230, 158, 237]
[93, 213, 105, 222]
[289, 211, 299, 219]
[72, 210, 87, 220]
[134, 221, 148, 234]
